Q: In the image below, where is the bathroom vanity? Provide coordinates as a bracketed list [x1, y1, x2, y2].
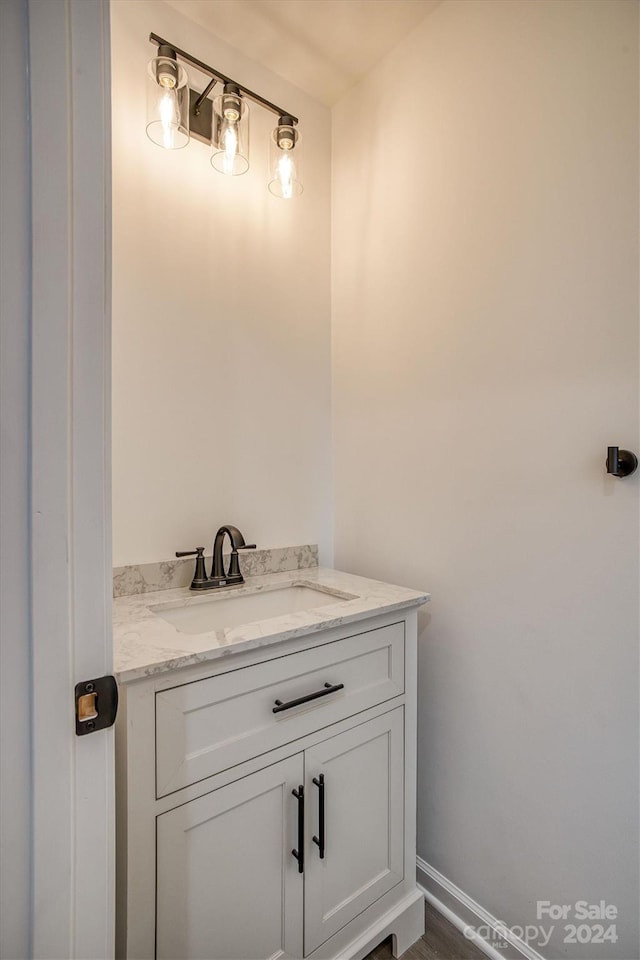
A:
[114, 564, 428, 960]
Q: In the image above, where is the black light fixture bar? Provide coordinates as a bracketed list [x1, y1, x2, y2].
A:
[149, 32, 298, 124]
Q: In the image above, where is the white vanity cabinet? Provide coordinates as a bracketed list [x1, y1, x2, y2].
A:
[116, 609, 424, 960]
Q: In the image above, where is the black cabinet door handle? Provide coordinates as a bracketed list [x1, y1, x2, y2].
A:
[273, 682, 344, 714]
[291, 785, 304, 874]
[312, 774, 325, 859]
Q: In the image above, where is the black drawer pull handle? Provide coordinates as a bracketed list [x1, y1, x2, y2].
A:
[291, 785, 304, 874]
[273, 682, 344, 714]
[312, 774, 325, 859]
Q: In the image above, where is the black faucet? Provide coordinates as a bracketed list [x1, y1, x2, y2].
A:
[211, 525, 256, 586]
[176, 525, 256, 590]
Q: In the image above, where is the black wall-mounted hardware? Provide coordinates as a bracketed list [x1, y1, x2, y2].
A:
[292, 785, 305, 874]
[312, 774, 325, 859]
[188, 88, 214, 145]
[273, 682, 345, 714]
[149, 32, 298, 125]
[606, 446, 638, 478]
[75, 675, 118, 736]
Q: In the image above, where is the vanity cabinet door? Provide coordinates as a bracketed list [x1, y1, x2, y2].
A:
[303, 708, 404, 954]
[156, 755, 304, 960]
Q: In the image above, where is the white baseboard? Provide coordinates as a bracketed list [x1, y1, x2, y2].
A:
[416, 857, 545, 960]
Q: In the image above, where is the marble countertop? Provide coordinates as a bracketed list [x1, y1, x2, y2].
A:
[113, 567, 429, 683]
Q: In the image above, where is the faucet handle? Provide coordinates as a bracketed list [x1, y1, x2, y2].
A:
[175, 547, 209, 588]
[228, 543, 256, 580]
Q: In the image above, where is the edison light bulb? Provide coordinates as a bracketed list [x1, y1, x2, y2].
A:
[222, 123, 239, 175]
[277, 152, 294, 200]
[159, 89, 177, 149]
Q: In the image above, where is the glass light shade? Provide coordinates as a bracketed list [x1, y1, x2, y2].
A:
[211, 88, 249, 176]
[146, 56, 190, 150]
[268, 121, 302, 199]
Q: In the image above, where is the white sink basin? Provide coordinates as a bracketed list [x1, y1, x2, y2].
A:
[150, 583, 357, 635]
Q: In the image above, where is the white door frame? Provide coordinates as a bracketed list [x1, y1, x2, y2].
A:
[0, 0, 33, 955]
[29, 0, 114, 956]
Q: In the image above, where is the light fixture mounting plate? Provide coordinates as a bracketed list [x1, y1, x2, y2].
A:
[189, 88, 213, 145]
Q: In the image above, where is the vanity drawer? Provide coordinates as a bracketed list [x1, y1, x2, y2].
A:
[155, 621, 404, 798]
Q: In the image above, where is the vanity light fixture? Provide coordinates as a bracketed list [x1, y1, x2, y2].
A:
[145, 33, 302, 197]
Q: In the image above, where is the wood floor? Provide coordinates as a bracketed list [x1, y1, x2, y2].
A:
[365, 902, 488, 960]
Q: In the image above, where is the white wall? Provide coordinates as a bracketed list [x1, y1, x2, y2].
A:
[332, 1, 639, 956]
[0, 1, 32, 956]
[111, 0, 332, 566]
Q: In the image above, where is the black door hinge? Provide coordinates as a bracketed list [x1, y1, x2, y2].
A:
[75, 675, 118, 736]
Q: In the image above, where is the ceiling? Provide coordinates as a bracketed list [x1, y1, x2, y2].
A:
[163, 0, 441, 106]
